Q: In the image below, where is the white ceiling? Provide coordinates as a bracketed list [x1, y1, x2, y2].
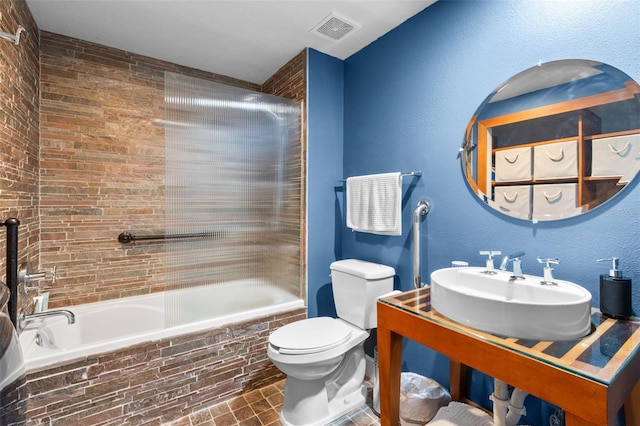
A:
[25, 0, 436, 84]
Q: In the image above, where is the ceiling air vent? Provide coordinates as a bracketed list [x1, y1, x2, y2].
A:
[312, 13, 359, 42]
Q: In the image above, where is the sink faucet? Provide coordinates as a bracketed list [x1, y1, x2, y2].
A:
[500, 251, 525, 280]
[537, 257, 559, 285]
[479, 251, 501, 274]
[18, 309, 75, 333]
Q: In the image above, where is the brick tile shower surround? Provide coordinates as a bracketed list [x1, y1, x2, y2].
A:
[1, 0, 309, 422]
[24, 308, 306, 425]
[38, 32, 306, 310]
[0, 0, 41, 313]
[33, 36, 306, 424]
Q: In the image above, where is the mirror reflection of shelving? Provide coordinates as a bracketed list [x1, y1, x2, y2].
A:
[463, 60, 640, 221]
[489, 98, 640, 220]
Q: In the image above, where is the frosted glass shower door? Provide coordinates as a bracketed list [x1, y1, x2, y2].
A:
[164, 72, 302, 327]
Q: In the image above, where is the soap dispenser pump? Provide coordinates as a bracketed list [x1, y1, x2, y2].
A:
[597, 257, 632, 319]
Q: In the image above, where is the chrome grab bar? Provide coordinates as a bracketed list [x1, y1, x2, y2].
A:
[118, 230, 227, 244]
[413, 200, 430, 289]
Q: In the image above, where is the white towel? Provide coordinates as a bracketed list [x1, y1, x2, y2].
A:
[346, 172, 402, 236]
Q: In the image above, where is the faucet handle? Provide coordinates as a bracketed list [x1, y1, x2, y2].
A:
[479, 251, 501, 274]
[500, 251, 525, 269]
[500, 251, 525, 279]
[18, 262, 58, 284]
[537, 257, 559, 267]
[479, 250, 502, 258]
[537, 257, 559, 285]
[507, 251, 525, 260]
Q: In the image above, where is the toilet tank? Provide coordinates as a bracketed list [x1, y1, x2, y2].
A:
[330, 259, 395, 329]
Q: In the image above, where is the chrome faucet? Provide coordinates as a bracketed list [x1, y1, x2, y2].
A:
[537, 257, 559, 285]
[500, 251, 525, 280]
[18, 309, 75, 332]
[479, 250, 501, 274]
[19, 262, 57, 293]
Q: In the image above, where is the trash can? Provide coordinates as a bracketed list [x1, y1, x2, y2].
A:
[372, 347, 450, 424]
[399, 372, 451, 425]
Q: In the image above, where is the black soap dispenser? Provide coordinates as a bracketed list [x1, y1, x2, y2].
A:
[598, 257, 632, 319]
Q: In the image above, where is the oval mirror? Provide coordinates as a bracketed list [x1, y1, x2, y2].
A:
[462, 59, 640, 221]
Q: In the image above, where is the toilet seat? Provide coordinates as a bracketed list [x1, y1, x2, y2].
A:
[269, 317, 354, 355]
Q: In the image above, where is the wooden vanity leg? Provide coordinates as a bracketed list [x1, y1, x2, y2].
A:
[624, 380, 640, 425]
[378, 324, 403, 426]
[449, 360, 468, 401]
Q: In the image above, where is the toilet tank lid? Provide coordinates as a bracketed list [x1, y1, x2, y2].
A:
[330, 259, 395, 279]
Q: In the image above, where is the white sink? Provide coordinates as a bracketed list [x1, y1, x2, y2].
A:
[430, 267, 592, 341]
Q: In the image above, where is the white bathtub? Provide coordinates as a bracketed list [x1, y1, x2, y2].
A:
[19, 280, 303, 371]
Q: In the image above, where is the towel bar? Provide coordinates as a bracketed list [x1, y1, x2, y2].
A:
[338, 170, 422, 184]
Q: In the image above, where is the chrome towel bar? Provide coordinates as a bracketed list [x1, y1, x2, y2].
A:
[338, 170, 422, 184]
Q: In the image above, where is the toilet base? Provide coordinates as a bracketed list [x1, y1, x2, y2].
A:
[280, 378, 366, 426]
[279, 344, 368, 426]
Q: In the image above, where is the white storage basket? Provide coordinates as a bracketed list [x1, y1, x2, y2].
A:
[533, 140, 578, 180]
[532, 183, 582, 221]
[494, 146, 532, 182]
[591, 134, 640, 183]
[492, 185, 531, 220]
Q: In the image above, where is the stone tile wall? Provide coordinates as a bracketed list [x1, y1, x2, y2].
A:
[0, 2, 307, 315]
[38, 32, 267, 308]
[0, 3, 310, 423]
[38, 33, 306, 308]
[0, 0, 40, 314]
[262, 50, 306, 100]
[24, 307, 306, 425]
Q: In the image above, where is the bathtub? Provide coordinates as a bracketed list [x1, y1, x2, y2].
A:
[19, 279, 304, 371]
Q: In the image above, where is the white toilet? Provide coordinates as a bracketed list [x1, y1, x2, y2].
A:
[267, 259, 395, 426]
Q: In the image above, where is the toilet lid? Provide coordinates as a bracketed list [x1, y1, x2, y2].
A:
[269, 317, 353, 355]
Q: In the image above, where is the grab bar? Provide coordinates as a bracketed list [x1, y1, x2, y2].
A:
[118, 230, 226, 244]
[2, 218, 20, 327]
[413, 200, 430, 289]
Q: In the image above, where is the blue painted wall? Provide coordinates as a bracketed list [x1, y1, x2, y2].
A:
[308, 0, 640, 423]
[306, 49, 344, 318]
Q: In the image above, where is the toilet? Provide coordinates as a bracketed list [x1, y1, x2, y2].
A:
[267, 259, 395, 426]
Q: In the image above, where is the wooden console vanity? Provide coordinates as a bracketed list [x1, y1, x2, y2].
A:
[377, 288, 640, 425]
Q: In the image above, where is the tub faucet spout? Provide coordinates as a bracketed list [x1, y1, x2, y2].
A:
[18, 309, 75, 333]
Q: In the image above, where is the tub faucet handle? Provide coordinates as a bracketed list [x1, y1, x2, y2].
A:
[19, 262, 44, 283]
[18, 262, 58, 285]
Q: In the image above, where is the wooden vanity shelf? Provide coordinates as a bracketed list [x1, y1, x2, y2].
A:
[476, 81, 640, 217]
[377, 287, 640, 426]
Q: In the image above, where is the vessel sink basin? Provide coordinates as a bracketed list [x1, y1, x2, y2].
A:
[430, 267, 592, 341]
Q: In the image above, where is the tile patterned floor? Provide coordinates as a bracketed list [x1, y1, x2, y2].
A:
[169, 379, 381, 426]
